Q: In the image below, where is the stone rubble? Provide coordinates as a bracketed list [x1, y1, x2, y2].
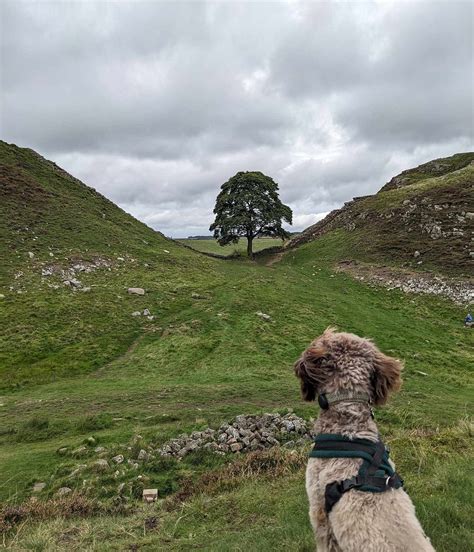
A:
[338, 262, 473, 306]
[156, 412, 311, 458]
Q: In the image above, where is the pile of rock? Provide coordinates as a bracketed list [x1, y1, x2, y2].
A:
[156, 412, 311, 458]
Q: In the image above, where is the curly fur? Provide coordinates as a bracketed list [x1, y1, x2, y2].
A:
[295, 328, 435, 552]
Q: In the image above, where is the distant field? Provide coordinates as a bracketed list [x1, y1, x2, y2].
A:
[179, 237, 284, 255]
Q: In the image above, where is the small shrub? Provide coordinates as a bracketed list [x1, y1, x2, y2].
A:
[16, 417, 52, 442]
[76, 413, 113, 432]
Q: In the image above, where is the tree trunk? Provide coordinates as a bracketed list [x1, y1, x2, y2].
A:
[247, 236, 253, 258]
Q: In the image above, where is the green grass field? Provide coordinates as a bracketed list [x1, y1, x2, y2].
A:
[1, 142, 473, 550]
[1, 232, 473, 551]
[179, 237, 284, 256]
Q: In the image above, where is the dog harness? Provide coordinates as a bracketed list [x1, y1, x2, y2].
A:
[309, 433, 404, 513]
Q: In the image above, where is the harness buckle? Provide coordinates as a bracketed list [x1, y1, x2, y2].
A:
[341, 477, 359, 492]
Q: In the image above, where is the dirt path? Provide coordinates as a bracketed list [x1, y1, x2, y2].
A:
[265, 251, 285, 267]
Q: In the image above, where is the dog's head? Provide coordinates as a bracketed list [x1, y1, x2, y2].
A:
[294, 327, 402, 405]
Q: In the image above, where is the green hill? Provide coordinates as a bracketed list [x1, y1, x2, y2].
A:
[0, 140, 224, 386]
[288, 153, 474, 276]
[0, 144, 472, 551]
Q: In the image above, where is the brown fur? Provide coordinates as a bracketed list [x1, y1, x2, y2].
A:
[295, 328, 435, 551]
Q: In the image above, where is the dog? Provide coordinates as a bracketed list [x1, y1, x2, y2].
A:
[294, 328, 435, 552]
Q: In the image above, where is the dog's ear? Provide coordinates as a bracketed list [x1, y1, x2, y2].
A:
[371, 350, 403, 405]
[294, 345, 328, 402]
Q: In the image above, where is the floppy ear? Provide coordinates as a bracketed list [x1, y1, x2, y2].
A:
[372, 350, 403, 405]
[294, 345, 328, 402]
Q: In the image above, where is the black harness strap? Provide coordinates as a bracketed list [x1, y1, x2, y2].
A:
[309, 434, 404, 513]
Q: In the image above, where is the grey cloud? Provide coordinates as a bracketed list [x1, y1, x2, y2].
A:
[1, 1, 472, 237]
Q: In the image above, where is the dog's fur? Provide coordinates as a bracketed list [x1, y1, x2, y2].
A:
[294, 328, 435, 552]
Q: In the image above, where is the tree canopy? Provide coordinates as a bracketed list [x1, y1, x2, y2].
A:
[209, 171, 292, 257]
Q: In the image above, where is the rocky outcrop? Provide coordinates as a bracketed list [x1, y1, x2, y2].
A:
[286, 154, 474, 275]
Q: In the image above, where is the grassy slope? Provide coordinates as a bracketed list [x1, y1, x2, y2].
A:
[0, 141, 224, 386]
[179, 237, 284, 256]
[1, 144, 473, 550]
[2, 234, 473, 551]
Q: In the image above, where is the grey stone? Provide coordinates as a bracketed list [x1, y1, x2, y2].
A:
[137, 449, 148, 461]
[128, 288, 145, 295]
[112, 454, 124, 464]
[93, 459, 110, 471]
[57, 487, 72, 496]
[256, 311, 271, 321]
[33, 482, 46, 493]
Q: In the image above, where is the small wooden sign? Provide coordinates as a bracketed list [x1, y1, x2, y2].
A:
[143, 488, 158, 503]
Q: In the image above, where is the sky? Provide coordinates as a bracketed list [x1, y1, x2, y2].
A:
[1, 1, 473, 237]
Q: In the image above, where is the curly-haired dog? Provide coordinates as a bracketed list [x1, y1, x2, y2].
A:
[294, 328, 435, 552]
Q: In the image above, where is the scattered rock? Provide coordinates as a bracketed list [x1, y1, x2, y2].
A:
[57, 487, 72, 496]
[94, 446, 106, 453]
[28, 252, 34, 259]
[32, 482, 46, 493]
[131, 311, 142, 317]
[112, 454, 124, 464]
[137, 449, 148, 461]
[93, 459, 110, 471]
[128, 288, 145, 295]
[415, 370, 429, 377]
[413, 250, 420, 258]
[143, 309, 151, 316]
[256, 311, 271, 321]
[191, 292, 204, 299]
[143, 489, 158, 503]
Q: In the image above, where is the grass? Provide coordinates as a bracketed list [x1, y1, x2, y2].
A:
[1, 142, 473, 550]
[178, 237, 284, 256]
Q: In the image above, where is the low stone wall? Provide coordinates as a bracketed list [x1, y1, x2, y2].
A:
[157, 412, 311, 458]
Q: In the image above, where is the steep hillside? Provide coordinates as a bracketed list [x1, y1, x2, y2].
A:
[0, 140, 171, 267]
[0, 141, 222, 386]
[288, 153, 474, 276]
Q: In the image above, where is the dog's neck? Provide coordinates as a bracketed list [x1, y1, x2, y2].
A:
[314, 401, 379, 441]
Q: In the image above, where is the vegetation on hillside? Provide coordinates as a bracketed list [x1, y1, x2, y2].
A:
[287, 153, 474, 276]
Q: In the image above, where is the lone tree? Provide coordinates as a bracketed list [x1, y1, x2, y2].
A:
[210, 171, 292, 257]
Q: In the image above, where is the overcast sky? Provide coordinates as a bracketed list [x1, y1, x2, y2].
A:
[1, 1, 473, 237]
